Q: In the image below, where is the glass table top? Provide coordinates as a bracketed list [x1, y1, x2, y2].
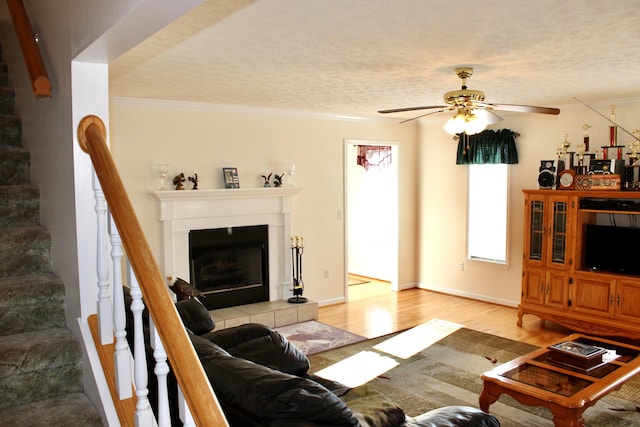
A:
[499, 336, 640, 397]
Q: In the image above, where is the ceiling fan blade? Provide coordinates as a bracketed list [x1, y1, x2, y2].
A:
[399, 108, 449, 123]
[473, 108, 503, 124]
[481, 103, 560, 115]
[378, 105, 449, 114]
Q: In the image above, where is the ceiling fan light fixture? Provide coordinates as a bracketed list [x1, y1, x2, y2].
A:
[443, 110, 488, 135]
[443, 112, 467, 135]
[464, 112, 488, 135]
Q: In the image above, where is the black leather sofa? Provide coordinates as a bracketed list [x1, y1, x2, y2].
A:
[125, 289, 500, 426]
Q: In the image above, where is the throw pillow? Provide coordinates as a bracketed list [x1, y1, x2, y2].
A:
[341, 385, 406, 427]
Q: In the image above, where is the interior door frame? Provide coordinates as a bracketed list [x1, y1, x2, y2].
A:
[343, 139, 399, 300]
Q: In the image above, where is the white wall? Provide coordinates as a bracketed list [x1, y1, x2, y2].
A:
[418, 100, 640, 306]
[109, 99, 418, 306]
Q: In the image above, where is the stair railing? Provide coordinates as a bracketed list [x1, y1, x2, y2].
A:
[6, 0, 52, 97]
[77, 115, 228, 426]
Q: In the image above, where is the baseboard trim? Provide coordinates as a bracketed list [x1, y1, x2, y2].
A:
[416, 283, 519, 308]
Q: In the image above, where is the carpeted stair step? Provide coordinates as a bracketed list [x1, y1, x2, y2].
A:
[0, 44, 7, 85]
[0, 114, 22, 147]
[0, 328, 84, 410]
[0, 392, 103, 426]
[0, 63, 8, 87]
[0, 226, 51, 276]
[0, 145, 30, 185]
[0, 41, 102, 424]
[0, 273, 66, 336]
[0, 86, 15, 115]
[0, 185, 39, 226]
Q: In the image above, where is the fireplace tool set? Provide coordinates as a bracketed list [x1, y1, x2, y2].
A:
[288, 235, 307, 303]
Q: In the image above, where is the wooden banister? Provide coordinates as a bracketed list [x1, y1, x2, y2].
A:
[6, 0, 52, 97]
[77, 115, 228, 426]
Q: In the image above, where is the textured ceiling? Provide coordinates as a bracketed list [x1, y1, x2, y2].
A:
[109, 0, 640, 120]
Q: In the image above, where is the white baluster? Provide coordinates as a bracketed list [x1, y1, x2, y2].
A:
[178, 386, 195, 427]
[128, 265, 154, 425]
[110, 215, 132, 399]
[150, 317, 170, 427]
[94, 171, 113, 344]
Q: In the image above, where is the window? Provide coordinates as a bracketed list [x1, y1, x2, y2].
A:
[467, 164, 508, 264]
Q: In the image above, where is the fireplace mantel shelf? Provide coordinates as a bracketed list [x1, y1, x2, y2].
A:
[153, 186, 302, 201]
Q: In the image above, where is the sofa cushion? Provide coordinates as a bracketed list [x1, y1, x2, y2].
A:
[202, 323, 310, 376]
[175, 299, 214, 335]
[403, 405, 501, 427]
[190, 334, 358, 426]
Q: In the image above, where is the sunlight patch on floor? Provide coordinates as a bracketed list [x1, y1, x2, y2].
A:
[374, 318, 464, 359]
[314, 350, 399, 387]
[314, 319, 463, 386]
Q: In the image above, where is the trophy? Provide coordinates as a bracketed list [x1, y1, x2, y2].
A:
[581, 123, 591, 152]
[629, 130, 640, 166]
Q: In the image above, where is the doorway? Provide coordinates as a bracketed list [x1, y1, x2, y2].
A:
[344, 140, 399, 300]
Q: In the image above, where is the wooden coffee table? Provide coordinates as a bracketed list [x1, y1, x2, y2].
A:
[479, 334, 640, 427]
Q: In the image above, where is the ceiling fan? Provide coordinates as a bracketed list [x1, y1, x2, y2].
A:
[378, 67, 560, 134]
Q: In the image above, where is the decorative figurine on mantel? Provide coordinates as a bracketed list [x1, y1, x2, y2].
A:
[261, 172, 272, 187]
[188, 173, 199, 190]
[289, 235, 307, 303]
[273, 173, 284, 187]
[173, 173, 186, 190]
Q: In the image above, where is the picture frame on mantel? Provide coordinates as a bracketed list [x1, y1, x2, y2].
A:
[223, 167, 240, 188]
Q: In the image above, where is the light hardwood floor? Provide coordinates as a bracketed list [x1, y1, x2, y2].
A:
[319, 277, 574, 348]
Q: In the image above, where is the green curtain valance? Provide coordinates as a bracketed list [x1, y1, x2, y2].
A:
[456, 129, 519, 165]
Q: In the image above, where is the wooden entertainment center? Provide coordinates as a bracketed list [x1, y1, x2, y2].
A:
[518, 189, 640, 339]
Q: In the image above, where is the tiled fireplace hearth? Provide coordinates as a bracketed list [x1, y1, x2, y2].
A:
[154, 187, 317, 328]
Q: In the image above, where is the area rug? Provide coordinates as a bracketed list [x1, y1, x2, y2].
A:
[308, 326, 640, 427]
[274, 320, 366, 355]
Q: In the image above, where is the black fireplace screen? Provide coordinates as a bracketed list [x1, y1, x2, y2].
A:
[189, 225, 269, 310]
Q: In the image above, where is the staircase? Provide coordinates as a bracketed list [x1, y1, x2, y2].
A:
[0, 44, 102, 425]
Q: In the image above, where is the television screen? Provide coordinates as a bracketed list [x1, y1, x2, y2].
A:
[584, 224, 639, 276]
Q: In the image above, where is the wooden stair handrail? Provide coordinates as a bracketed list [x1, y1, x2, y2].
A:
[6, 0, 52, 97]
[77, 115, 228, 426]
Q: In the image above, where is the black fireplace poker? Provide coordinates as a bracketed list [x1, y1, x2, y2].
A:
[289, 235, 307, 304]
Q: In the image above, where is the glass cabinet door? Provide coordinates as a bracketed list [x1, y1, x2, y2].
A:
[547, 195, 572, 267]
[524, 194, 572, 268]
[527, 197, 545, 262]
[550, 198, 567, 264]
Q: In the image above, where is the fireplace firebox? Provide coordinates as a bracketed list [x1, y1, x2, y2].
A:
[189, 225, 269, 310]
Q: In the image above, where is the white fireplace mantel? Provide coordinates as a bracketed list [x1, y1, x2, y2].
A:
[154, 187, 302, 302]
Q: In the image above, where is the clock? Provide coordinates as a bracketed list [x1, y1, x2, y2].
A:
[558, 169, 576, 190]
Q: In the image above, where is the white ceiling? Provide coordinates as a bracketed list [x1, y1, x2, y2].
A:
[109, 0, 640, 121]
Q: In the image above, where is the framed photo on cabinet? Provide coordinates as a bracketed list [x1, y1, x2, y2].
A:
[223, 167, 239, 188]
